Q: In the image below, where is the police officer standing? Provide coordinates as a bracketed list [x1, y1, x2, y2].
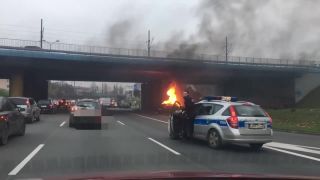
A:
[183, 90, 194, 138]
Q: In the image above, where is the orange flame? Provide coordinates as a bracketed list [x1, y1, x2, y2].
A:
[162, 82, 181, 107]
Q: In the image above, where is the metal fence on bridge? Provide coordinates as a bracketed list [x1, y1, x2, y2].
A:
[0, 38, 318, 68]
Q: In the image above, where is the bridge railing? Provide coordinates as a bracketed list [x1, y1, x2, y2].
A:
[0, 38, 318, 67]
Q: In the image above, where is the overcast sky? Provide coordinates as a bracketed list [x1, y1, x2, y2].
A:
[0, 0, 198, 45]
[1, 0, 320, 59]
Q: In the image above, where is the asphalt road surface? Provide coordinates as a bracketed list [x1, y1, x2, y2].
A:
[0, 113, 319, 179]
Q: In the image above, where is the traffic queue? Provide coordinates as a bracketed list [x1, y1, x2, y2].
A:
[0, 97, 74, 146]
[0, 96, 121, 145]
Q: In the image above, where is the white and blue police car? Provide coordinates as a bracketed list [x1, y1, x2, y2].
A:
[168, 96, 273, 150]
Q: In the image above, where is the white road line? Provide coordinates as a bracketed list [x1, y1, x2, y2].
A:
[59, 121, 66, 127]
[266, 142, 320, 155]
[117, 120, 126, 125]
[264, 146, 320, 162]
[135, 114, 168, 124]
[297, 145, 320, 150]
[8, 144, 45, 175]
[148, 137, 181, 155]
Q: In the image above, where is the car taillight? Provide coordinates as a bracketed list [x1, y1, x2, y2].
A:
[0, 115, 8, 121]
[96, 116, 101, 122]
[265, 111, 272, 125]
[26, 100, 30, 106]
[71, 106, 78, 112]
[227, 105, 238, 129]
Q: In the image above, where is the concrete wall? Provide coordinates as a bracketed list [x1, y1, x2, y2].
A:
[224, 77, 295, 108]
[295, 73, 320, 103]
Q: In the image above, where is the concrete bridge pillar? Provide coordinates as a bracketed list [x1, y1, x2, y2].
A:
[9, 73, 24, 97]
[9, 72, 48, 101]
[23, 73, 48, 101]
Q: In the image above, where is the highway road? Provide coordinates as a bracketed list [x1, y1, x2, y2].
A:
[0, 113, 319, 179]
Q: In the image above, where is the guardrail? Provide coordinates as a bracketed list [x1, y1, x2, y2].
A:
[0, 37, 319, 68]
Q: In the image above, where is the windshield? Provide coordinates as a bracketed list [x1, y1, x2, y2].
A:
[1, 0, 320, 179]
[235, 105, 267, 117]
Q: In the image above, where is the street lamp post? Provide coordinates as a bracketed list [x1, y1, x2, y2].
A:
[43, 40, 60, 50]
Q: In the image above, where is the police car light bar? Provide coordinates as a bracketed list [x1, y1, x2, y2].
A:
[203, 96, 238, 102]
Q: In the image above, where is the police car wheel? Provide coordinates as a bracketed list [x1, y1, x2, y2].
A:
[207, 129, 222, 149]
[249, 143, 263, 151]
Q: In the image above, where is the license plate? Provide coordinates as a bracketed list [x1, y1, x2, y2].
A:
[41, 106, 47, 108]
[248, 123, 265, 129]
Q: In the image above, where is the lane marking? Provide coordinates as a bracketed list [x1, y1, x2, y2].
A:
[59, 121, 66, 127]
[264, 146, 320, 162]
[148, 137, 181, 155]
[135, 114, 168, 124]
[117, 120, 125, 125]
[8, 144, 45, 175]
[297, 145, 320, 150]
[266, 142, 320, 155]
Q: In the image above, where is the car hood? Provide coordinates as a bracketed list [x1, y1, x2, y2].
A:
[32, 171, 320, 180]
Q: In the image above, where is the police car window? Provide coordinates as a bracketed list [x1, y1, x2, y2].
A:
[193, 104, 202, 115]
[235, 105, 267, 117]
[222, 107, 231, 116]
[198, 104, 213, 115]
[211, 104, 223, 115]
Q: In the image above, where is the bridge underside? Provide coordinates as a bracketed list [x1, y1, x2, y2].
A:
[0, 54, 298, 110]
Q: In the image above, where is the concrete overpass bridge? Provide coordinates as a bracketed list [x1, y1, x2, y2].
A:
[0, 38, 320, 110]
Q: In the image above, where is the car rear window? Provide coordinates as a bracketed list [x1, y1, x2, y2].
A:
[9, 98, 27, 105]
[234, 105, 267, 117]
[77, 101, 99, 109]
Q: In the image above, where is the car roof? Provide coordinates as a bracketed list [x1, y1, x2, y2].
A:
[197, 100, 256, 106]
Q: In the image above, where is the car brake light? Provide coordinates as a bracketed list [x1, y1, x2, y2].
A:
[265, 111, 272, 125]
[227, 105, 238, 129]
[71, 106, 78, 112]
[0, 115, 8, 121]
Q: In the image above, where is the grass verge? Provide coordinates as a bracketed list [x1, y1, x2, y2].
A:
[267, 108, 320, 134]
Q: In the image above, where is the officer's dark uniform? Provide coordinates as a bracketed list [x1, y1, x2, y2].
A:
[183, 94, 194, 138]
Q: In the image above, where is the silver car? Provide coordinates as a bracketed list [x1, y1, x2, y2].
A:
[8, 97, 41, 123]
[69, 99, 102, 129]
[169, 97, 273, 150]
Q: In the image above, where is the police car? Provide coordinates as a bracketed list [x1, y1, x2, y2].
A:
[168, 96, 273, 150]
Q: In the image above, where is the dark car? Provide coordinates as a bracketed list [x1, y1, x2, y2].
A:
[8, 97, 41, 123]
[58, 99, 69, 111]
[0, 97, 26, 145]
[38, 99, 57, 113]
[69, 99, 101, 129]
[100, 98, 118, 116]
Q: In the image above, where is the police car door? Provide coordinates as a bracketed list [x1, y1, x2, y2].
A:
[193, 103, 214, 139]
